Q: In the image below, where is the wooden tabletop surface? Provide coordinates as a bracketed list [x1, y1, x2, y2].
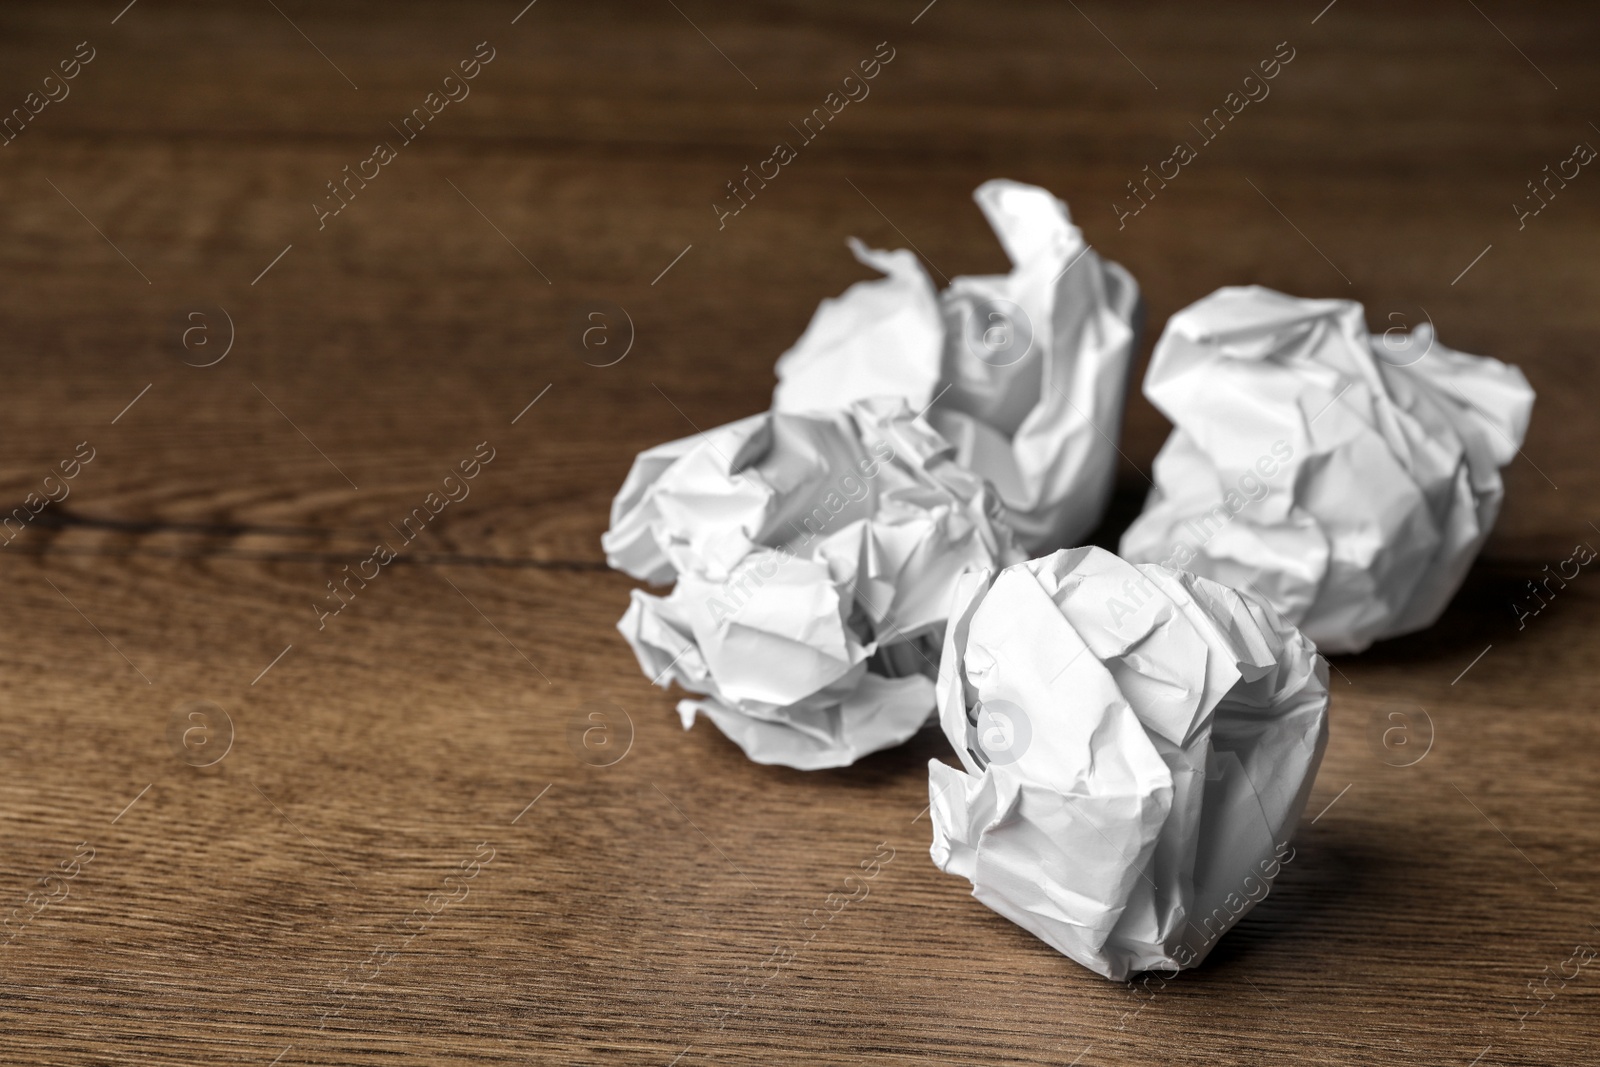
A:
[1, 2, 1597, 1064]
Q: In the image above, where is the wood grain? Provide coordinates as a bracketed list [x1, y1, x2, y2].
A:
[1, 2, 1597, 1065]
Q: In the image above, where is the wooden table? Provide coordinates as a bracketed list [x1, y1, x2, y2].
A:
[2, 2, 1596, 1064]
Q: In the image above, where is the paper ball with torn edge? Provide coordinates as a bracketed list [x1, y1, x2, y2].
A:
[772, 179, 1141, 556]
[1119, 285, 1536, 654]
[604, 397, 1022, 770]
[928, 547, 1328, 981]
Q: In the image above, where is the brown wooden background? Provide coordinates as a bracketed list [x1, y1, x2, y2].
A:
[1, 2, 1597, 1064]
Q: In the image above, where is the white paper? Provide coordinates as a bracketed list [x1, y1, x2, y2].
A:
[1120, 286, 1535, 654]
[604, 398, 1022, 770]
[928, 547, 1328, 980]
[772, 179, 1142, 555]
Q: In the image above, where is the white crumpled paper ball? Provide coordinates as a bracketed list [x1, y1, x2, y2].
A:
[928, 547, 1328, 980]
[772, 179, 1141, 555]
[604, 398, 1022, 770]
[1120, 285, 1535, 654]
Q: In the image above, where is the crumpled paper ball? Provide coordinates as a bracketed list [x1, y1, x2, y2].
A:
[1120, 285, 1535, 654]
[604, 398, 1022, 770]
[772, 179, 1142, 555]
[928, 546, 1328, 980]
